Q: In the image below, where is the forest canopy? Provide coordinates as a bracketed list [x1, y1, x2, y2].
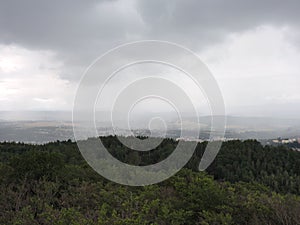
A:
[0, 137, 300, 225]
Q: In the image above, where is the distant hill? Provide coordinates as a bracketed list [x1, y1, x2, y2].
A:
[0, 111, 299, 142]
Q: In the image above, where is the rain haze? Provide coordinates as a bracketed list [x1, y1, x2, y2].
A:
[0, 0, 300, 142]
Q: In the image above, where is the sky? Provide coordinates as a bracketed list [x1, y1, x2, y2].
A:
[0, 0, 300, 118]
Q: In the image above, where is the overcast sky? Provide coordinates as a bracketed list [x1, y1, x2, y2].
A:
[0, 0, 300, 118]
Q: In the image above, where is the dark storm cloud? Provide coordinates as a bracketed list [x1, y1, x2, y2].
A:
[137, 0, 300, 45]
[0, 0, 144, 78]
[0, 0, 300, 116]
[0, 0, 132, 49]
[0, 0, 299, 80]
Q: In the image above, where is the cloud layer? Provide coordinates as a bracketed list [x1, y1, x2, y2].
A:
[0, 0, 300, 117]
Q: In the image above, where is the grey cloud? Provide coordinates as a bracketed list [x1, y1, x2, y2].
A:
[137, 0, 300, 45]
[0, 0, 144, 79]
[0, 0, 125, 48]
[0, 0, 300, 81]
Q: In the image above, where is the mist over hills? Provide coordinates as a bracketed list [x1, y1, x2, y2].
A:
[0, 111, 72, 121]
[0, 111, 299, 143]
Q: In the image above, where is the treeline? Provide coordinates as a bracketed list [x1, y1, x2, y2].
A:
[0, 137, 300, 224]
[101, 136, 300, 194]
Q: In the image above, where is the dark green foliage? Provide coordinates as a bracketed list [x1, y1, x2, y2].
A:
[9, 150, 64, 180]
[206, 140, 300, 194]
[0, 137, 300, 224]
